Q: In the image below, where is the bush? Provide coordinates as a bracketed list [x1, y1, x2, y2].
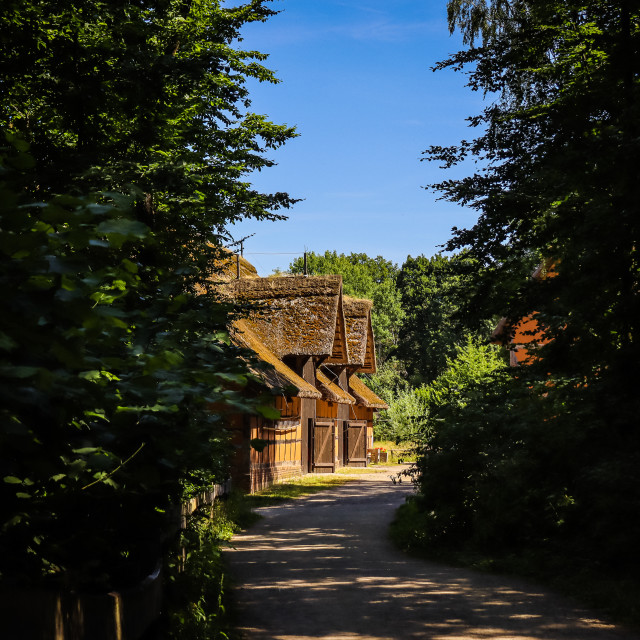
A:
[162, 493, 254, 640]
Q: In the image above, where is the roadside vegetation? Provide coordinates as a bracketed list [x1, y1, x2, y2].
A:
[1, 0, 295, 599]
[390, 497, 640, 631]
[163, 475, 354, 639]
[163, 498, 249, 640]
[245, 475, 351, 508]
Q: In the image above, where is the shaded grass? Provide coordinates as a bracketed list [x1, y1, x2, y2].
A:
[390, 496, 640, 633]
[245, 474, 350, 508]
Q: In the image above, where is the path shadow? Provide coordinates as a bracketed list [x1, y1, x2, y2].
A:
[226, 478, 636, 640]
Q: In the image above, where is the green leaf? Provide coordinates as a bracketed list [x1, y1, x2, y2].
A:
[121, 258, 139, 273]
[82, 411, 109, 422]
[96, 218, 149, 239]
[255, 405, 281, 420]
[79, 370, 102, 381]
[3, 476, 23, 484]
[72, 447, 101, 455]
[250, 438, 268, 452]
[0, 332, 17, 351]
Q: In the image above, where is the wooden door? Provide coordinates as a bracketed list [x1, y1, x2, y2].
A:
[346, 420, 367, 467]
[312, 419, 335, 473]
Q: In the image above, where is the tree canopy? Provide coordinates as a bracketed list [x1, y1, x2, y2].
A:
[1, 0, 296, 282]
[403, 0, 640, 580]
[427, 0, 640, 405]
[1, 0, 294, 590]
[396, 252, 488, 384]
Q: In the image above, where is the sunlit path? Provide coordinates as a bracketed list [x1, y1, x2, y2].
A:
[225, 468, 638, 640]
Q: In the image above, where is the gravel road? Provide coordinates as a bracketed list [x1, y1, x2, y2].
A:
[225, 467, 638, 640]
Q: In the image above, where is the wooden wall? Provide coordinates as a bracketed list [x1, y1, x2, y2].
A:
[300, 357, 316, 473]
[249, 396, 304, 493]
[229, 359, 382, 491]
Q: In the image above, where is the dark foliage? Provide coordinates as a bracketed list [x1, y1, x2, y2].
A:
[0, 0, 293, 590]
[409, 0, 640, 581]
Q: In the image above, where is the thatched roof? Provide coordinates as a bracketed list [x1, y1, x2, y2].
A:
[343, 296, 376, 373]
[316, 369, 355, 405]
[348, 375, 389, 410]
[231, 319, 321, 399]
[212, 248, 259, 281]
[225, 275, 349, 361]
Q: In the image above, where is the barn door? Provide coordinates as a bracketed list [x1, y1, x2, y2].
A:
[312, 419, 335, 473]
[346, 420, 367, 467]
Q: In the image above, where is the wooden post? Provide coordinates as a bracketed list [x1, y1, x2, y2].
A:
[304, 251, 308, 276]
[236, 253, 240, 279]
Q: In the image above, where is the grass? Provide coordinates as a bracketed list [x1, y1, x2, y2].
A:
[245, 474, 351, 508]
[336, 466, 388, 474]
[390, 496, 640, 633]
[371, 440, 418, 464]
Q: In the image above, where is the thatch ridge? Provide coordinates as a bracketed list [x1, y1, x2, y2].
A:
[210, 247, 259, 282]
[343, 296, 376, 372]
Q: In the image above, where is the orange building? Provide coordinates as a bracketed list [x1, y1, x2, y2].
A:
[492, 262, 555, 365]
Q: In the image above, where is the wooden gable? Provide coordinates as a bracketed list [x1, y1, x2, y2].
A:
[343, 296, 377, 374]
[361, 320, 376, 373]
[325, 289, 349, 365]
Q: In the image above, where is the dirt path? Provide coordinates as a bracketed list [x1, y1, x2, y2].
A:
[225, 467, 638, 640]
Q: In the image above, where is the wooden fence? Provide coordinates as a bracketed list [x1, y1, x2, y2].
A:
[179, 478, 232, 528]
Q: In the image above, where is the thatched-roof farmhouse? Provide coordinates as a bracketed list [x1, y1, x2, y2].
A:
[218, 256, 387, 491]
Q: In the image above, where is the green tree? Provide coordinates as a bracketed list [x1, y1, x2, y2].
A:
[408, 0, 640, 575]
[396, 252, 488, 384]
[427, 0, 640, 405]
[1, 0, 296, 282]
[289, 251, 404, 363]
[0, 0, 293, 590]
[415, 335, 505, 413]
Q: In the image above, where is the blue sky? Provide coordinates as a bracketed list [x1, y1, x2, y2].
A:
[229, 0, 484, 275]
